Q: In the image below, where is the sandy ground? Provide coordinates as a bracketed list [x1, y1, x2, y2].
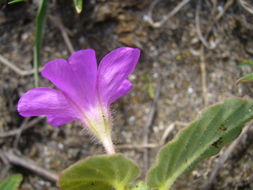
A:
[0, 0, 253, 189]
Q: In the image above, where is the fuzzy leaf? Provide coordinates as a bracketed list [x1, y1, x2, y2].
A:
[236, 73, 253, 84]
[73, 0, 83, 13]
[59, 154, 139, 190]
[0, 174, 22, 190]
[147, 98, 253, 190]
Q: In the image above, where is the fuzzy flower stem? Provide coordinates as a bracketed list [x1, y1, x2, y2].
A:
[102, 136, 115, 154]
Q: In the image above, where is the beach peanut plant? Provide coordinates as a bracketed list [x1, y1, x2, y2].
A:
[17, 47, 253, 190]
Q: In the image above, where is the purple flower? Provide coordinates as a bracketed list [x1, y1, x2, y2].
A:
[17, 47, 140, 154]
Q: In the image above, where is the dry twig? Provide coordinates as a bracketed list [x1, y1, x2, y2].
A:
[142, 79, 161, 172]
[199, 46, 208, 106]
[145, 0, 191, 28]
[159, 121, 188, 146]
[0, 117, 44, 138]
[195, 0, 217, 49]
[13, 118, 30, 149]
[0, 151, 11, 180]
[190, 47, 208, 106]
[0, 151, 58, 183]
[210, 0, 218, 15]
[195, 0, 233, 49]
[215, 0, 234, 21]
[237, 0, 253, 14]
[206, 0, 234, 38]
[48, 15, 74, 53]
[116, 121, 188, 149]
[0, 54, 41, 76]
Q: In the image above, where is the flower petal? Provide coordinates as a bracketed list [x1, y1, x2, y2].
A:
[17, 88, 78, 126]
[97, 47, 140, 105]
[108, 80, 132, 104]
[41, 49, 97, 110]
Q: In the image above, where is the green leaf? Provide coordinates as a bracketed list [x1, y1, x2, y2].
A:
[73, 0, 83, 13]
[147, 98, 253, 190]
[236, 73, 253, 84]
[0, 174, 23, 190]
[59, 154, 140, 190]
[8, 0, 26, 4]
[33, 0, 48, 87]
